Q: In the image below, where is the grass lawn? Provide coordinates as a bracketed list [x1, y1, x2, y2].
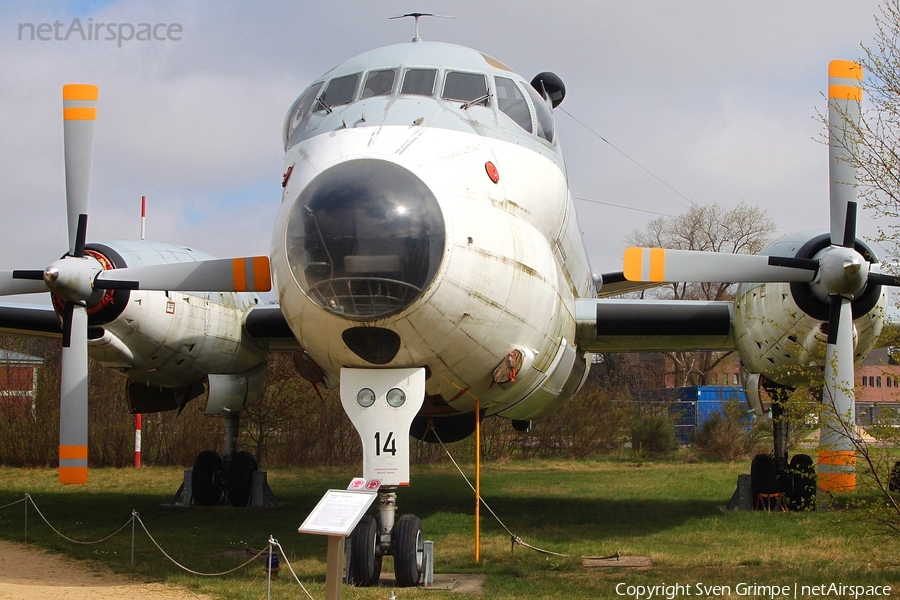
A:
[0, 457, 896, 599]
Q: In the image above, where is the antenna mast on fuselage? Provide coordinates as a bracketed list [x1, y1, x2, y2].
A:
[389, 12, 455, 42]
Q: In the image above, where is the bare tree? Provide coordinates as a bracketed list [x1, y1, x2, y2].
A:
[628, 201, 777, 385]
[841, 0, 900, 262]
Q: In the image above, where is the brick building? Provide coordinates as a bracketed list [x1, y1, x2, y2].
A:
[683, 347, 900, 426]
[0, 350, 43, 420]
[855, 347, 900, 426]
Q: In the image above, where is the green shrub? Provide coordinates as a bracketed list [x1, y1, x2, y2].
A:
[692, 400, 765, 461]
[630, 411, 678, 457]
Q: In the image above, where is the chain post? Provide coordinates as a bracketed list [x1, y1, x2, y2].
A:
[131, 510, 138, 568]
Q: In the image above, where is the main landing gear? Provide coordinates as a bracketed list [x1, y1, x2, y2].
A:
[340, 368, 427, 588]
[187, 411, 268, 507]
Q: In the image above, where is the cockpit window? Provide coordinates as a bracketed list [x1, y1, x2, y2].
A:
[400, 68, 437, 96]
[287, 81, 324, 141]
[362, 69, 397, 98]
[495, 77, 532, 133]
[524, 83, 555, 143]
[442, 71, 489, 106]
[318, 73, 360, 111]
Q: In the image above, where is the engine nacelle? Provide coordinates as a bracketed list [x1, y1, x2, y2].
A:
[205, 362, 268, 415]
[127, 380, 204, 414]
[734, 231, 886, 389]
[496, 340, 590, 421]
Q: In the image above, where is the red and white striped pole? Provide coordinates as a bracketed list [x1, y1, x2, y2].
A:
[135, 195, 145, 468]
[134, 413, 142, 468]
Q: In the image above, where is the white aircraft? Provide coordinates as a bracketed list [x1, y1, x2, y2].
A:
[0, 17, 896, 586]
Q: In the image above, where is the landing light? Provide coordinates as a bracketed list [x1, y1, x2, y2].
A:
[386, 387, 407, 407]
[357, 388, 376, 407]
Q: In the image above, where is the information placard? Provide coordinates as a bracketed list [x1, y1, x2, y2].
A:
[298, 489, 378, 537]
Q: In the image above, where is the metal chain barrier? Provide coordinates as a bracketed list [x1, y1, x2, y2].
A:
[0, 493, 322, 599]
[133, 511, 269, 576]
[25, 493, 134, 545]
[0, 496, 26, 511]
[271, 537, 316, 600]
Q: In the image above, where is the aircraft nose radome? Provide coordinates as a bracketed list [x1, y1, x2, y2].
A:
[283, 158, 445, 320]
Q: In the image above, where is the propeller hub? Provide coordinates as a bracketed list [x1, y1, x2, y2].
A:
[843, 258, 861, 274]
[44, 256, 104, 304]
[810, 245, 869, 302]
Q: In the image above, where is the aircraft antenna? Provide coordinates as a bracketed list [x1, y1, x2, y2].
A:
[389, 12, 455, 42]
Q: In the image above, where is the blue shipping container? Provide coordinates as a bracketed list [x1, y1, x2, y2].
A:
[632, 386, 752, 445]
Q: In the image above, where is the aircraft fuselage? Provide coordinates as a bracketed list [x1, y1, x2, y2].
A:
[272, 41, 594, 421]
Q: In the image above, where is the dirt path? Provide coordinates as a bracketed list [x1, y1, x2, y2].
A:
[0, 539, 213, 599]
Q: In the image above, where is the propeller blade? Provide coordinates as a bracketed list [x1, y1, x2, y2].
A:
[72, 213, 88, 259]
[0, 271, 47, 296]
[94, 256, 272, 292]
[62, 84, 98, 257]
[59, 302, 88, 484]
[828, 60, 863, 246]
[841, 201, 858, 249]
[819, 295, 857, 492]
[622, 247, 818, 283]
[868, 272, 900, 287]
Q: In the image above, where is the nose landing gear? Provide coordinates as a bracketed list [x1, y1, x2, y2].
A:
[340, 367, 427, 587]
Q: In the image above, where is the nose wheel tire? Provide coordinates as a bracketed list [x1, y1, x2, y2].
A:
[393, 513, 423, 587]
[348, 514, 382, 586]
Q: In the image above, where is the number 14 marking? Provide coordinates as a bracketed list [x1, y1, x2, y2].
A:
[374, 431, 397, 456]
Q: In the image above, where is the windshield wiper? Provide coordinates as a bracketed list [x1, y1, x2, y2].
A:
[315, 96, 333, 114]
[460, 93, 491, 110]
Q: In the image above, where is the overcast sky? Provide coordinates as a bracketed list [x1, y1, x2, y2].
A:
[0, 0, 888, 296]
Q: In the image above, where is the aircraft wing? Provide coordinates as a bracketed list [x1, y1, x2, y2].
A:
[0, 302, 302, 352]
[0, 304, 62, 339]
[243, 304, 302, 351]
[575, 298, 734, 352]
[596, 271, 668, 298]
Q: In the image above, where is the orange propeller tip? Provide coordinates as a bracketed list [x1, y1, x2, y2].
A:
[62, 84, 99, 101]
[828, 60, 863, 80]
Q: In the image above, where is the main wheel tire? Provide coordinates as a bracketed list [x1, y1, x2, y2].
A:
[349, 514, 382, 586]
[788, 453, 816, 511]
[393, 513, 423, 587]
[227, 451, 258, 507]
[750, 453, 777, 510]
[191, 450, 223, 506]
